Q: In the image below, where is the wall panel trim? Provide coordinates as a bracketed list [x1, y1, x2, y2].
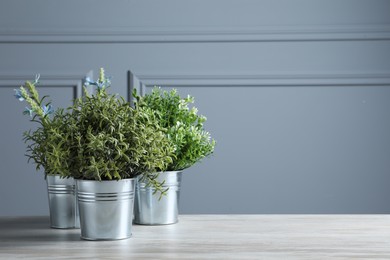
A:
[128, 71, 390, 100]
[0, 71, 93, 99]
[1, 25, 390, 43]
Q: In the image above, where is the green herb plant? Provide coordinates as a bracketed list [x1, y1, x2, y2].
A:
[134, 87, 216, 171]
[67, 69, 174, 194]
[15, 70, 176, 195]
[14, 76, 73, 177]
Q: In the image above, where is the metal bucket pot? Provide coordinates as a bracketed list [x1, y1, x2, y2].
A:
[76, 179, 135, 240]
[46, 175, 80, 229]
[134, 171, 182, 225]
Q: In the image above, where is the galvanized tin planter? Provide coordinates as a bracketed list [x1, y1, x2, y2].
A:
[134, 171, 182, 225]
[46, 175, 80, 229]
[76, 179, 135, 240]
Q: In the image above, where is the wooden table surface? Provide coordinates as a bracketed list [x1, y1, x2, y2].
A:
[1, 215, 390, 259]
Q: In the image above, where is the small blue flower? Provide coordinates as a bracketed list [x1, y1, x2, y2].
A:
[96, 82, 104, 90]
[33, 74, 40, 85]
[14, 89, 25, 101]
[84, 77, 97, 86]
[23, 107, 34, 117]
[42, 104, 54, 116]
[103, 77, 111, 88]
[83, 76, 111, 90]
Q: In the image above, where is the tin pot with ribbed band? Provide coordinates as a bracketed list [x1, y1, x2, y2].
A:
[134, 171, 182, 225]
[76, 179, 135, 240]
[46, 175, 79, 229]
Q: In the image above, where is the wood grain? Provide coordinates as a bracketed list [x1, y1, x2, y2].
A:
[0, 215, 389, 259]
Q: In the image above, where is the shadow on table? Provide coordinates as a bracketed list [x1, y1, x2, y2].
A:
[0, 216, 50, 230]
[0, 216, 81, 246]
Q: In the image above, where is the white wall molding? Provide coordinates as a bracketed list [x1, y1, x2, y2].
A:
[0, 71, 93, 99]
[1, 24, 390, 43]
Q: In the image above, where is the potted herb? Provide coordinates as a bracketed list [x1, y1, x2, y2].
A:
[14, 76, 79, 229]
[65, 69, 174, 240]
[133, 87, 216, 225]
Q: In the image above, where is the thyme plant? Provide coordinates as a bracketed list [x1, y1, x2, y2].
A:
[134, 87, 216, 171]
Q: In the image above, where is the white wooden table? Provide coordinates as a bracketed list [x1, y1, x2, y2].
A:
[1, 215, 390, 259]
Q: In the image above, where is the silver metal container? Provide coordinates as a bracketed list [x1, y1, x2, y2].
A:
[76, 179, 135, 240]
[134, 171, 182, 225]
[46, 175, 80, 229]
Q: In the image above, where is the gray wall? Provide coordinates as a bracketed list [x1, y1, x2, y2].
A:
[1, 0, 390, 216]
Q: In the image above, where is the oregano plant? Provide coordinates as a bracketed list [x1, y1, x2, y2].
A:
[134, 87, 216, 171]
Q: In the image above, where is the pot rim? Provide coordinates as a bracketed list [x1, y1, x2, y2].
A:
[153, 171, 182, 174]
[75, 178, 135, 182]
